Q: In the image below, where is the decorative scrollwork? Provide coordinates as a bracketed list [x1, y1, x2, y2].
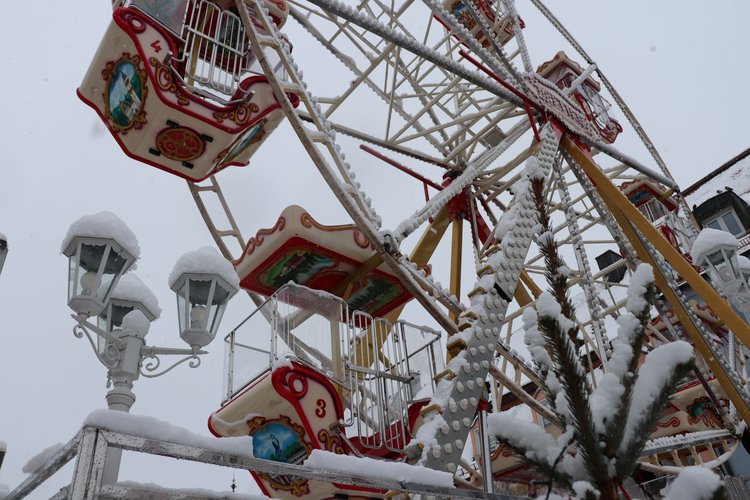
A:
[213, 102, 260, 126]
[73, 323, 121, 368]
[244, 215, 286, 257]
[317, 429, 346, 454]
[140, 353, 202, 378]
[149, 57, 191, 106]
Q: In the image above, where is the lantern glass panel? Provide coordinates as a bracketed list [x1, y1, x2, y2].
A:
[206, 284, 231, 335]
[707, 250, 725, 269]
[68, 253, 81, 302]
[176, 282, 189, 335]
[96, 246, 129, 302]
[187, 278, 214, 331]
[97, 302, 135, 352]
[726, 249, 740, 279]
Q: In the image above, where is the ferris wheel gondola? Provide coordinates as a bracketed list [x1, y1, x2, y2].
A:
[79, 0, 297, 181]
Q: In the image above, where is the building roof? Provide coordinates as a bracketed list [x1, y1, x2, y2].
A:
[682, 147, 750, 208]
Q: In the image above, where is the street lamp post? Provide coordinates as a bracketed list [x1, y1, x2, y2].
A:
[62, 213, 240, 483]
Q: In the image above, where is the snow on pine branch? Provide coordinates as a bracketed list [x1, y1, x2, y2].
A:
[620, 341, 693, 448]
[664, 466, 725, 500]
[588, 263, 655, 432]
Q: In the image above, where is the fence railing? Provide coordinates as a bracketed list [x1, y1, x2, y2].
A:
[4, 423, 513, 499]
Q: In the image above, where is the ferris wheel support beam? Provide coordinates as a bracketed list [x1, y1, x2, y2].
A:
[237, 0, 464, 334]
[410, 125, 561, 474]
[288, 6, 450, 155]
[562, 135, 750, 426]
[581, 137, 679, 192]
[393, 119, 531, 244]
[423, 0, 521, 88]
[302, 0, 525, 108]
[298, 112, 451, 168]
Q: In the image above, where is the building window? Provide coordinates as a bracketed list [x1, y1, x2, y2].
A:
[704, 209, 744, 236]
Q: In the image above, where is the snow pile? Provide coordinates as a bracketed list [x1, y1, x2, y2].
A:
[684, 154, 750, 208]
[110, 273, 161, 319]
[664, 466, 723, 500]
[572, 481, 599, 499]
[690, 228, 738, 263]
[272, 354, 295, 372]
[168, 247, 240, 292]
[525, 157, 546, 181]
[116, 481, 267, 499]
[303, 450, 454, 488]
[22, 442, 63, 474]
[84, 409, 252, 456]
[61, 211, 140, 258]
[121, 310, 151, 336]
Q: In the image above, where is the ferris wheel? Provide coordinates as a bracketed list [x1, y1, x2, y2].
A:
[79, 0, 750, 495]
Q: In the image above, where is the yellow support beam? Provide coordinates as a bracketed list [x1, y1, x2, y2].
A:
[351, 206, 453, 368]
[561, 135, 750, 425]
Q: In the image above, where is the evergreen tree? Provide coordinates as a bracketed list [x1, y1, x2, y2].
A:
[487, 167, 714, 499]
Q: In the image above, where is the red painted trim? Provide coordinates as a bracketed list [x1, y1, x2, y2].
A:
[112, 7, 291, 133]
[77, 88, 230, 182]
[360, 145, 444, 191]
[271, 362, 382, 494]
[240, 235, 415, 318]
[457, 49, 544, 141]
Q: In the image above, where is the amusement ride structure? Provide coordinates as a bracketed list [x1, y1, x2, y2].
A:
[68, 0, 750, 496]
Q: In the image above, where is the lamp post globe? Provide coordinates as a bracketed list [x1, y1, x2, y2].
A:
[169, 247, 240, 349]
[62, 212, 140, 319]
[97, 273, 161, 352]
[690, 228, 742, 293]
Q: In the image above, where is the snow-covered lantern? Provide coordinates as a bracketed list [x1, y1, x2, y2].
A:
[169, 247, 239, 349]
[97, 273, 161, 350]
[0, 233, 7, 276]
[691, 228, 742, 293]
[62, 212, 139, 318]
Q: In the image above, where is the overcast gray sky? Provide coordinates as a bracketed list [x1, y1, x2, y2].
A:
[1, 1, 749, 497]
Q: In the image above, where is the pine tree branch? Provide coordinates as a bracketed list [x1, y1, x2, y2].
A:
[615, 360, 693, 476]
[604, 281, 656, 457]
[494, 436, 573, 488]
[530, 177, 608, 485]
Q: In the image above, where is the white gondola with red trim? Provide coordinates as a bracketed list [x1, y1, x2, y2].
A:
[79, 0, 296, 181]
